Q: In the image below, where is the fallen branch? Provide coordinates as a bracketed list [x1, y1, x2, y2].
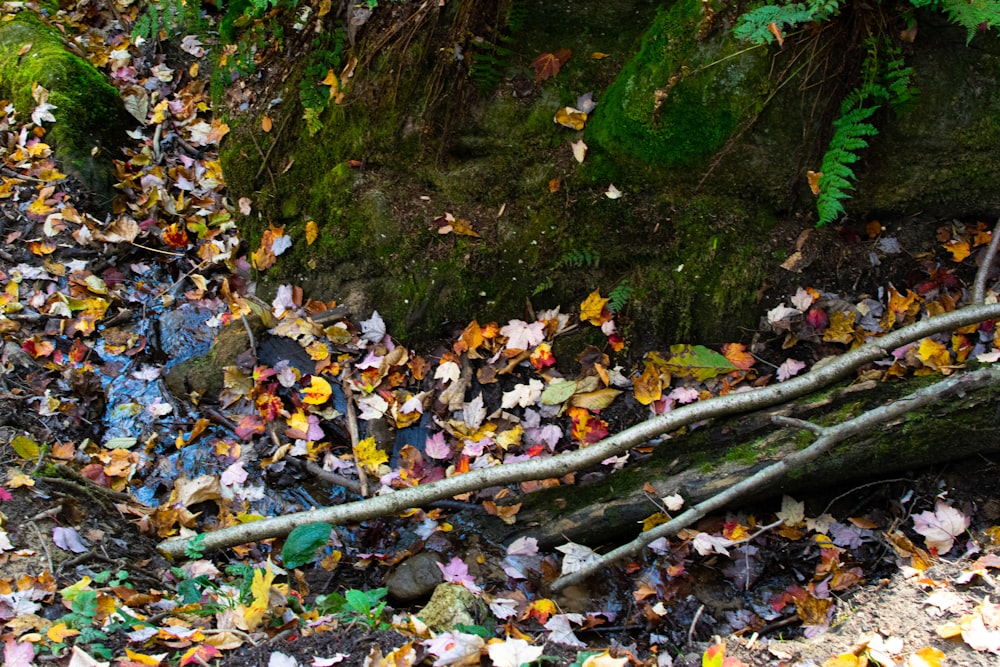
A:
[157, 301, 1000, 559]
[550, 365, 1000, 590]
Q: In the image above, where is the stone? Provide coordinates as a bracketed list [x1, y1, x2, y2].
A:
[385, 551, 443, 602]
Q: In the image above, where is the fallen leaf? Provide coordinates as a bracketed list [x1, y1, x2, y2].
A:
[531, 48, 571, 82]
[554, 106, 587, 130]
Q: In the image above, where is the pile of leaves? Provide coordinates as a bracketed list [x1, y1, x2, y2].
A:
[0, 2, 998, 667]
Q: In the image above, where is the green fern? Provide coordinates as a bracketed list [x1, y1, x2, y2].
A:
[133, 0, 203, 41]
[532, 248, 601, 295]
[469, 35, 516, 94]
[608, 280, 633, 313]
[911, 0, 1000, 43]
[733, 0, 842, 44]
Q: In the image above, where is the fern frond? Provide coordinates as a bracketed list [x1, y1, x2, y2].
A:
[938, 0, 1000, 43]
[733, 0, 843, 44]
[608, 281, 633, 313]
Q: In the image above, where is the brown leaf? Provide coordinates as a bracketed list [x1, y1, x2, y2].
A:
[531, 49, 572, 83]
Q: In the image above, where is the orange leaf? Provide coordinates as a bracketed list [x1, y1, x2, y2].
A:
[865, 220, 883, 238]
[261, 115, 272, 132]
[767, 22, 785, 46]
[806, 170, 822, 196]
[301, 375, 332, 405]
[942, 239, 970, 261]
[633, 362, 662, 406]
[721, 342, 755, 370]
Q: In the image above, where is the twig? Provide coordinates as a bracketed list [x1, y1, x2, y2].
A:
[342, 369, 369, 497]
[550, 366, 1000, 590]
[973, 217, 1000, 303]
[687, 604, 705, 646]
[287, 456, 363, 496]
[158, 302, 1000, 559]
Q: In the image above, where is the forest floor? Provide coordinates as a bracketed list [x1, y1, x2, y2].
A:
[0, 3, 999, 667]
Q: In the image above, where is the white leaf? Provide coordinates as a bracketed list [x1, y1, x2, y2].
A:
[462, 393, 486, 429]
[776, 495, 805, 526]
[605, 183, 622, 199]
[913, 500, 970, 554]
[356, 393, 389, 420]
[662, 493, 684, 512]
[544, 614, 586, 647]
[556, 541, 601, 575]
[487, 638, 544, 667]
[767, 303, 801, 323]
[571, 139, 587, 164]
[506, 536, 538, 555]
[776, 357, 806, 381]
[691, 532, 731, 556]
[790, 287, 815, 310]
[267, 651, 299, 667]
[500, 319, 545, 351]
[360, 310, 386, 343]
[501, 379, 544, 409]
[31, 101, 57, 125]
[271, 234, 292, 256]
[434, 360, 461, 383]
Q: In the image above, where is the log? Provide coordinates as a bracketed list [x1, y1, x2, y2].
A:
[507, 371, 1000, 549]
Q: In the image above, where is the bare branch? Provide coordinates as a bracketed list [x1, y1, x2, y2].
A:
[157, 302, 1000, 559]
[550, 366, 1000, 590]
[973, 218, 1000, 303]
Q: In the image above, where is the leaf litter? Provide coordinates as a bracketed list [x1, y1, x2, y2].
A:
[0, 4, 996, 667]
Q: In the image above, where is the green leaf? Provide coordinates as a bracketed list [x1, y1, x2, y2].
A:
[282, 522, 333, 569]
[541, 379, 577, 405]
[649, 345, 737, 381]
[11, 435, 40, 459]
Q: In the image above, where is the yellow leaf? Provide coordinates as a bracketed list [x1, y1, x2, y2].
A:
[908, 647, 945, 667]
[47, 623, 80, 642]
[554, 106, 587, 130]
[125, 648, 169, 666]
[591, 52, 610, 59]
[942, 239, 970, 262]
[570, 388, 621, 410]
[305, 220, 318, 245]
[495, 425, 523, 450]
[580, 289, 610, 325]
[641, 512, 669, 532]
[823, 310, 857, 345]
[302, 375, 333, 405]
[807, 170, 823, 195]
[582, 649, 628, 667]
[633, 362, 662, 406]
[7, 472, 34, 488]
[11, 435, 40, 459]
[355, 436, 388, 473]
[917, 338, 950, 370]
[244, 564, 276, 631]
[822, 654, 861, 667]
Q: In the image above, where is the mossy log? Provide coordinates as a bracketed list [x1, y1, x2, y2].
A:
[0, 11, 131, 203]
[506, 373, 1000, 548]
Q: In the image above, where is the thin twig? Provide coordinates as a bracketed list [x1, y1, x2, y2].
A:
[973, 217, 1000, 303]
[687, 604, 705, 646]
[343, 368, 369, 497]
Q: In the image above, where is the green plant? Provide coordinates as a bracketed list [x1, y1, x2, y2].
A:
[608, 279, 633, 313]
[132, 0, 204, 41]
[732, 1, 992, 225]
[184, 532, 206, 559]
[315, 587, 389, 628]
[532, 247, 600, 295]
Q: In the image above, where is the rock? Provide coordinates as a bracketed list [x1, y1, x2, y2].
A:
[385, 551, 443, 602]
[416, 583, 481, 632]
[0, 11, 132, 205]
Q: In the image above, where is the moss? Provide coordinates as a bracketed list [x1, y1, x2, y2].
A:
[587, 0, 770, 170]
[0, 11, 130, 203]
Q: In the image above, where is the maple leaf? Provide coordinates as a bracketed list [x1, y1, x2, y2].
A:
[436, 557, 483, 593]
[556, 541, 601, 574]
[530, 48, 571, 82]
[913, 500, 969, 554]
[942, 239, 970, 262]
[721, 342, 755, 370]
[776, 357, 806, 381]
[355, 436, 388, 473]
[500, 318, 545, 351]
[488, 638, 544, 667]
[530, 342, 556, 369]
[580, 289, 611, 326]
[569, 406, 608, 443]
[424, 431, 451, 459]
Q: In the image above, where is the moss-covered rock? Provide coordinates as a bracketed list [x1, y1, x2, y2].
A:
[0, 11, 131, 203]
